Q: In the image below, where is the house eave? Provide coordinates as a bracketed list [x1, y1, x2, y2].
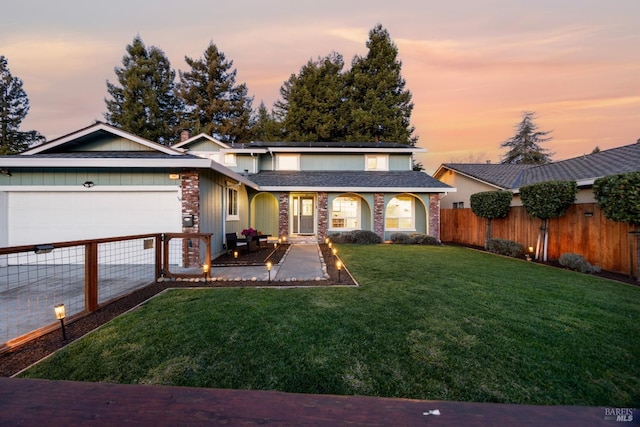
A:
[256, 186, 455, 193]
[0, 157, 212, 168]
[266, 147, 425, 154]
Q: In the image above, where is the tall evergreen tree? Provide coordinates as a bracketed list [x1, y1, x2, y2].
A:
[104, 36, 182, 145]
[252, 101, 282, 141]
[500, 111, 553, 164]
[274, 52, 347, 142]
[0, 55, 45, 154]
[345, 24, 416, 144]
[178, 42, 253, 144]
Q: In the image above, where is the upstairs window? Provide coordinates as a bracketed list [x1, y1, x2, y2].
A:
[277, 154, 300, 170]
[366, 154, 388, 171]
[224, 153, 237, 166]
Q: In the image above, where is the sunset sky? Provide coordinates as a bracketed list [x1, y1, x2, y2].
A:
[2, 0, 638, 173]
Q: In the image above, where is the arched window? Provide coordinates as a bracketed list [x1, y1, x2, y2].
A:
[385, 196, 414, 230]
[331, 196, 360, 230]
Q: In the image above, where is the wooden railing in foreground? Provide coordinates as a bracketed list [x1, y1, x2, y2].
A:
[0, 233, 212, 351]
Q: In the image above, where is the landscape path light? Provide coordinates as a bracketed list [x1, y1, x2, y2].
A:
[202, 263, 210, 278]
[266, 261, 272, 283]
[54, 303, 67, 341]
[233, 251, 238, 259]
[336, 260, 342, 283]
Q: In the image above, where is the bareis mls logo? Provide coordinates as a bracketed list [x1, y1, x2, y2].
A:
[604, 408, 635, 422]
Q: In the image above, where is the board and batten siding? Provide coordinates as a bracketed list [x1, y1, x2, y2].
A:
[2, 168, 177, 186]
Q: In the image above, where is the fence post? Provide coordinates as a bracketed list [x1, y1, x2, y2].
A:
[85, 242, 99, 312]
[155, 234, 163, 280]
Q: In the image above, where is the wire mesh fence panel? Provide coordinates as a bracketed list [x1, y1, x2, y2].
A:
[97, 238, 157, 305]
[0, 247, 85, 344]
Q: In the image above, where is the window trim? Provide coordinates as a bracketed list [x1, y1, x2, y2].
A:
[365, 154, 389, 171]
[385, 195, 415, 231]
[277, 154, 300, 171]
[330, 195, 361, 231]
[227, 186, 239, 221]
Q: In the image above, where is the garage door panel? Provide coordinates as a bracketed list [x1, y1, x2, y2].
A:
[8, 191, 181, 246]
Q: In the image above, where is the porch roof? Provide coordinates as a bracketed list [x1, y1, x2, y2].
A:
[249, 170, 454, 193]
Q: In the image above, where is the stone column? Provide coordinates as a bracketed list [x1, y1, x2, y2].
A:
[181, 169, 200, 267]
[374, 193, 385, 240]
[429, 194, 441, 242]
[317, 192, 328, 243]
[279, 193, 289, 239]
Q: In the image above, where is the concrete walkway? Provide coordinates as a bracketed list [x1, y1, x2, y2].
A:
[208, 244, 329, 282]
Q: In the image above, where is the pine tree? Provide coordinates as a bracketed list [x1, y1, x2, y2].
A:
[500, 112, 553, 164]
[345, 24, 416, 144]
[0, 55, 45, 154]
[178, 42, 253, 144]
[274, 52, 347, 142]
[252, 101, 282, 141]
[104, 36, 182, 145]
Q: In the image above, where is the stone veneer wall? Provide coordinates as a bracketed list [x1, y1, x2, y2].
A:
[374, 193, 385, 240]
[278, 193, 289, 239]
[429, 194, 441, 241]
[317, 192, 328, 243]
[181, 169, 200, 267]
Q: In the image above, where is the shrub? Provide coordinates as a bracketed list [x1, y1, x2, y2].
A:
[408, 233, 440, 245]
[559, 253, 601, 274]
[390, 232, 411, 244]
[330, 230, 382, 244]
[486, 238, 524, 258]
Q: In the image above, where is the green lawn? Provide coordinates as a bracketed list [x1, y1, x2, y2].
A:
[20, 245, 640, 406]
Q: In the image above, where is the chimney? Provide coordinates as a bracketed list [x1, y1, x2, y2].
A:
[180, 129, 191, 142]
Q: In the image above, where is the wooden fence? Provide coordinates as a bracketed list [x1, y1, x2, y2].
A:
[440, 203, 635, 275]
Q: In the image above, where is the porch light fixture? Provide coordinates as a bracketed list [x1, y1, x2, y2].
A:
[266, 261, 272, 283]
[83, 181, 94, 188]
[34, 244, 54, 254]
[54, 303, 67, 341]
[169, 173, 180, 180]
[584, 212, 594, 217]
[336, 260, 342, 283]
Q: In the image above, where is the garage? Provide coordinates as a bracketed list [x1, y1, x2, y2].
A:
[3, 187, 181, 247]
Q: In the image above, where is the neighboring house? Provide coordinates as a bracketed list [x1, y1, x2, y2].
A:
[434, 141, 640, 208]
[0, 122, 453, 260]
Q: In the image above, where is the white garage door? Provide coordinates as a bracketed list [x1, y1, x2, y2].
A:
[6, 189, 182, 246]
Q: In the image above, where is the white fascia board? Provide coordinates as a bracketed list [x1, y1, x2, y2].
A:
[267, 147, 425, 154]
[511, 178, 596, 194]
[0, 157, 211, 168]
[257, 186, 455, 193]
[23, 123, 184, 155]
[220, 148, 267, 154]
[207, 161, 260, 190]
[0, 185, 179, 192]
[172, 133, 231, 150]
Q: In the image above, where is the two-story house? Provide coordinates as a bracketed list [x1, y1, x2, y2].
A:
[0, 122, 453, 261]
